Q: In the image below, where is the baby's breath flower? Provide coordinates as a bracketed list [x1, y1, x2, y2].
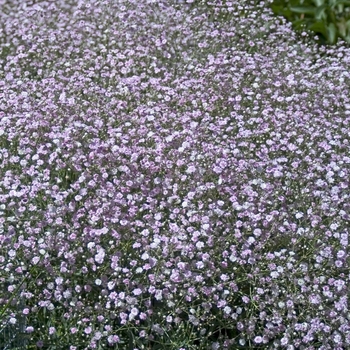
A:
[1, 0, 350, 348]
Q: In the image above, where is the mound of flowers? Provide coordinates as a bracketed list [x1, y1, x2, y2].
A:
[0, 0, 350, 349]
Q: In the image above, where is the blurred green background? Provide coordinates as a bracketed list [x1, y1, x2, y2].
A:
[269, 0, 350, 46]
[185, 0, 350, 48]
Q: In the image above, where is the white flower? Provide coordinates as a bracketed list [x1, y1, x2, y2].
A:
[87, 242, 95, 249]
[186, 165, 196, 174]
[59, 91, 66, 102]
[196, 241, 204, 249]
[8, 250, 16, 257]
[108, 281, 116, 290]
[223, 306, 232, 314]
[130, 307, 139, 316]
[32, 256, 40, 265]
[270, 271, 279, 278]
[95, 249, 105, 264]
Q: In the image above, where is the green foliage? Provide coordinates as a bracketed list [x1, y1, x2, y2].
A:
[269, 0, 350, 45]
[178, 0, 350, 47]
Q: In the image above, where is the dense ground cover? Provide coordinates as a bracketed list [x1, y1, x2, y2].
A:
[1, 0, 350, 349]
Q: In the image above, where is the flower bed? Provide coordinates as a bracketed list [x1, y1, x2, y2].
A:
[0, 0, 350, 349]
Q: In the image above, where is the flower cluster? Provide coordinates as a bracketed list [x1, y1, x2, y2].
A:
[1, 0, 350, 349]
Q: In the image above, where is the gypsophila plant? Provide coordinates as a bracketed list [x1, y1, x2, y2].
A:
[1, 0, 350, 349]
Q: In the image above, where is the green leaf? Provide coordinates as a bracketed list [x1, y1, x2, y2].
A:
[289, 6, 317, 15]
[331, 0, 350, 10]
[337, 18, 347, 36]
[271, 4, 294, 20]
[335, 3, 344, 13]
[313, 0, 325, 6]
[309, 20, 328, 37]
[327, 22, 338, 43]
[330, 0, 350, 5]
[314, 5, 328, 20]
